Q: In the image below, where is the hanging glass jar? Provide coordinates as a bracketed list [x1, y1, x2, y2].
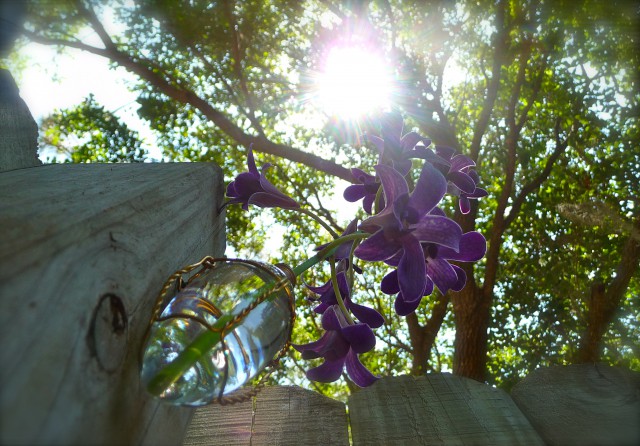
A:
[140, 257, 295, 406]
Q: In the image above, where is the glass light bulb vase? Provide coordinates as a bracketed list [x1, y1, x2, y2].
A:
[140, 257, 296, 406]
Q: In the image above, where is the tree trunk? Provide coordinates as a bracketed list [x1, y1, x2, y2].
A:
[407, 293, 449, 375]
[452, 284, 491, 382]
[577, 230, 640, 363]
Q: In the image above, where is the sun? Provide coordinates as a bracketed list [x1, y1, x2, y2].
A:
[316, 45, 393, 119]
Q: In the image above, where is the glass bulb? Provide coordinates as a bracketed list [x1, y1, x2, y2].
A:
[140, 260, 294, 406]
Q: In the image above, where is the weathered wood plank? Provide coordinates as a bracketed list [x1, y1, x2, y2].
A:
[182, 386, 350, 446]
[252, 386, 349, 445]
[511, 364, 640, 446]
[0, 163, 225, 445]
[0, 69, 41, 172]
[349, 374, 544, 445]
[182, 398, 254, 446]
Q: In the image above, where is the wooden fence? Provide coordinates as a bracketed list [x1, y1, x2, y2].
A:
[0, 67, 224, 444]
[183, 365, 640, 446]
[2, 66, 639, 445]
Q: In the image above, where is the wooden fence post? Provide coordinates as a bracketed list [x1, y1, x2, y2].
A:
[512, 363, 640, 446]
[0, 68, 41, 172]
[0, 163, 225, 445]
[348, 374, 544, 445]
[183, 386, 349, 446]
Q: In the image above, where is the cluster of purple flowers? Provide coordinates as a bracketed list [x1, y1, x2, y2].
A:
[226, 113, 486, 387]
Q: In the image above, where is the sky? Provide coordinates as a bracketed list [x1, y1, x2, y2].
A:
[10, 39, 162, 160]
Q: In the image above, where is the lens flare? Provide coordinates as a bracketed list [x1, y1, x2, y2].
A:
[316, 46, 393, 119]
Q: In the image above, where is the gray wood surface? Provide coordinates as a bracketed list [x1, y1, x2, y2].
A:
[0, 163, 225, 445]
[183, 386, 349, 446]
[0, 69, 41, 172]
[512, 363, 640, 446]
[348, 374, 544, 445]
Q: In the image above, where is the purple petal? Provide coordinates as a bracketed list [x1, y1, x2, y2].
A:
[438, 231, 486, 262]
[450, 264, 467, 292]
[246, 146, 259, 176]
[426, 257, 459, 295]
[226, 181, 238, 197]
[398, 235, 427, 303]
[430, 207, 447, 217]
[411, 215, 463, 251]
[363, 194, 375, 214]
[341, 323, 376, 354]
[306, 357, 346, 383]
[351, 167, 375, 184]
[459, 196, 471, 214]
[258, 169, 299, 209]
[249, 192, 299, 209]
[380, 112, 403, 151]
[468, 187, 488, 199]
[354, 230, 402, 261]
[313, 302, 329, 314]
[400, 131, 423, 152]
[375, 164, 409, 206]
[345, 349, 378, 387]
[359, 208, 401, 233]
[423, 278, 434, 296]
[306, 280, 332, 295]
[367, 134, 385, 155]
[344, 184, 367, 202]
[394, 292, 422, 316]
[450, 154, 475, 172]
[408, 161, 448, 217]
[448, 171, 476, 194]
[230, 172, 262, 197]
[292, 331, 339, 359]
[435, 145, 456, 160]
[321, 305, 343, 331]
[392, 159, 412, 176]
[380, 269, 400, 295]
[348, 301, 384, 328]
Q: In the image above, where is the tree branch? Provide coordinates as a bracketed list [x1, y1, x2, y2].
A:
[24, 31, 355, 182]
[469, 0, 509, 162]
[577, 223, 640, 362]
[222, 0, 265, 136]
[318, 0, 348, 21]
[75, 0, 116, 51]
[504, 120, 569, 228]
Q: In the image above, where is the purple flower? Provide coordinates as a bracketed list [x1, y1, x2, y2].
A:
[293, 305, 378, 387]
[315, 218, 359, 260]
[367, 112, 432, 175]
[434, 145, 488, 214]
[354, 162, 463, 304]
[307, 270, 384, 328]
[225, 146, 299, 210]
[343, 168, 379, 214]
[381, 231, 487, 315]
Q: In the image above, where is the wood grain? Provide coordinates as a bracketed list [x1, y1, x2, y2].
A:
[0, 69, 41, 172]
[183, 386, 349, 446]
[0, 163, 225, 445]
[348, 374, 544, 445]
[512, 363, 640, 446]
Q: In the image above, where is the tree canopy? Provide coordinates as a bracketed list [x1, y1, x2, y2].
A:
[19, 0, 640, 397]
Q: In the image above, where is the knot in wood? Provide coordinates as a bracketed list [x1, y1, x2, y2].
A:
[88, 293, 129, 373]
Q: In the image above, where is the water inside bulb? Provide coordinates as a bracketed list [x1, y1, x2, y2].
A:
[140, 260, 294, 406]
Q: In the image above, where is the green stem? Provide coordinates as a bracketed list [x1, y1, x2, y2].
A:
[146, 231, 370, 396]
[347, 237, 361, 292]
[330, 257, 355, 325]
[291, 208, 340, 239]
[291, 232, 369, 277]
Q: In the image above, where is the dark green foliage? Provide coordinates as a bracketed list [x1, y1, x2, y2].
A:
[40, 94, 147, 163]
[23, 0, 640, 398]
